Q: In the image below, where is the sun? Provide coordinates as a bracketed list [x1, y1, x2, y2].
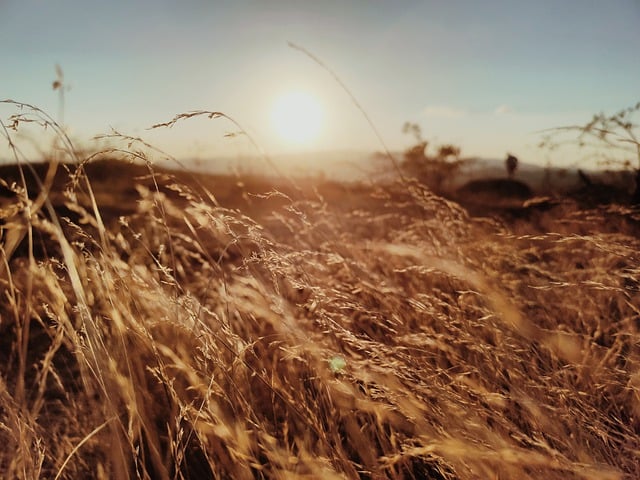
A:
[270, 91, 323, 145]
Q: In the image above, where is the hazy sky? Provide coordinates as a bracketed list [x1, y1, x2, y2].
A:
[1, 0, 639, 169]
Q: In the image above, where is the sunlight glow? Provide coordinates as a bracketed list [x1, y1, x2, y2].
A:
[270, 91, 323, 146]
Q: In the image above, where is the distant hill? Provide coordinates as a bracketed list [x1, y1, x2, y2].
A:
[452, 157, 636, 196]
[3, 151, 635, 197]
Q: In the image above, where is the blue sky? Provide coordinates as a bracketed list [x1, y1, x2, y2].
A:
[1, 0, 639, 169]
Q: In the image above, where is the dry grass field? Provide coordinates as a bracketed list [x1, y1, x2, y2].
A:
[1, 140, 640, 478]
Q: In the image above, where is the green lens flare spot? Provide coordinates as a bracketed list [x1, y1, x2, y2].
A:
[328, 356, 347, 373]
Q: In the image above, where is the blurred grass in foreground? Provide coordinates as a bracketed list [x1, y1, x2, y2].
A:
[0, 101, 639, 479]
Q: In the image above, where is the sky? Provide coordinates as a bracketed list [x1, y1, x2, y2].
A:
[1, 0, 639, 171]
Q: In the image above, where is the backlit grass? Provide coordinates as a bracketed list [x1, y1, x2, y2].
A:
[1, 101, 639, 479]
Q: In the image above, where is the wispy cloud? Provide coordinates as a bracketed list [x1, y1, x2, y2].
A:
[423, 105, 467, 118]
[494, 104, 514, 115]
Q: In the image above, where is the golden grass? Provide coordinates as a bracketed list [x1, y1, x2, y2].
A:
[1, 103, 639, 479]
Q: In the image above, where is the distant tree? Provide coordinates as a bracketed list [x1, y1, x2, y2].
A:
[437, 144, 461, 161]
[400, 123, 466, 193]
[505, 154, 518, 178]
[402, 121, 423, 144]
[401, 122, 429, 167]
